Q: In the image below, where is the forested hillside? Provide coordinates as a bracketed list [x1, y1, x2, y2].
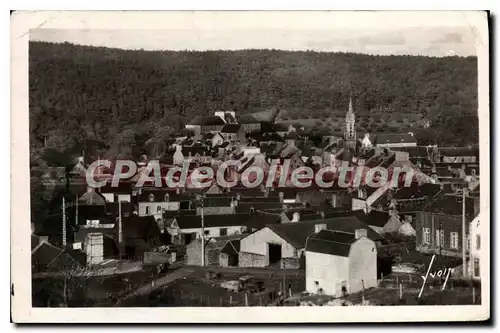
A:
[29, 41, 478, 165]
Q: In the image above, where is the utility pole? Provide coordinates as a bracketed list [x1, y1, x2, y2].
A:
[62, 197, 67, 247]
[118, 200, 123, 245]
[462, 188, 467, 276]
[75, 194, 79, 226]
[201, 198, 205, 267]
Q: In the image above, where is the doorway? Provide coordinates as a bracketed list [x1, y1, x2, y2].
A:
[268, 243, 282, 265]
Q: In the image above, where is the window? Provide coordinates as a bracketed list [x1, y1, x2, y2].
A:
[435, 229, 444, 247]
[164, 193, 170, 202]
[148, 193, 155, 202]
[466, 234, 471, 251]
[220, 228, 228, 236]
[476, 235, 481, 250]
[450, 232, 459, 249]
[474, 259, 480, 277]
[157, 206, 162, 212]
[145, 206, 150, 215]
[423, 228, 431, 245]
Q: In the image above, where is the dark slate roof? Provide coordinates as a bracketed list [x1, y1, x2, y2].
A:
[187, 115, 225, 126]
[394, 146, 434, 158]
[306, 230, 357, 257]
[238, 196, 281, 203]
[31, 234, 42, 250]
[238, 114, 260, 124]
[235, 202, 284, 214]
[220, 239, 241, 255]
[137, 190, 189, 203]
[425, 194, 477, 219]
[230, 187, 266, 197]
[117, 215, 162, 245]
[354, 210, 390, 228]
[100, 182, 133, 194]
[182, 145, 210, 156]
[79, 191, 106, 206]
[393, 182, 442, 200]
[260, 142, 278, 155]
[374, 133, 417, 145]
[194, 196, 233, 207]
[322, 207, 353, 219]
[284, 131, 300, 140]
[105, 202, 133, 217]
[32, 242, 64, 269]
[438, 146, 479, 157]
[357, 148, 376, 161]
[266, 216, 381, 249]
[174, 213, 280, 229]
[221, 124, 242, 133]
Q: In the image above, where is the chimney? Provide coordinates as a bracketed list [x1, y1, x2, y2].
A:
[314, 223, 327, 233]
[291, 212, 300, 222]
[355, 229, 367, 240]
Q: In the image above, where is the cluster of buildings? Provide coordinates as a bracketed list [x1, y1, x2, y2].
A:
[31, 98, 482, 298]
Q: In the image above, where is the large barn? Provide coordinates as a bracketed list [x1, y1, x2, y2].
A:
[238, 216, 382, 269]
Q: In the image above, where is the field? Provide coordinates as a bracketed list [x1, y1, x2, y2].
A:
[120, 267, 305, 307]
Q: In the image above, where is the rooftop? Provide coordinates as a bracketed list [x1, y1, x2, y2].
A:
[306, 230, 357, 257]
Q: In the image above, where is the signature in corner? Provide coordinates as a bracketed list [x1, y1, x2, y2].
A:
[418, 254, 454, 298]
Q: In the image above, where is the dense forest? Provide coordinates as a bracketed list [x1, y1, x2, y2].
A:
[29, 41, 479, 165]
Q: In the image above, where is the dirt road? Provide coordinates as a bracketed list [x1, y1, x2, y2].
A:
[115, 267, 195, 306]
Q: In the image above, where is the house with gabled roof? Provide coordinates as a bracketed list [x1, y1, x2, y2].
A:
[185, 115, 226, 135]
[170, 213, 280, 245]
[305, 227, 378, 297]
[238, 216, 382, 269]
[221, 124, 245, 143]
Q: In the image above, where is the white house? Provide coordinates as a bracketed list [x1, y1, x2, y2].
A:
[238, 216, 381, 269]
[305, 226, 378, 297]
[469, 214, 481, 279]
[169, 214, 249, 245]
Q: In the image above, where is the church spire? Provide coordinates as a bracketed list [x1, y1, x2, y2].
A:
[345, 94, 356, 149]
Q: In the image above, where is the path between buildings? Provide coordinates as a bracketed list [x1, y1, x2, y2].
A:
[187, 265, 305, 277]
[115, 267, 195, 306]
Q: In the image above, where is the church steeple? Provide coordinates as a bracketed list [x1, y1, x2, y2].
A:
[345, 95, 356, 149]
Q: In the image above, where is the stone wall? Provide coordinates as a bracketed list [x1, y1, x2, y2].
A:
[238, 251, 267, 268]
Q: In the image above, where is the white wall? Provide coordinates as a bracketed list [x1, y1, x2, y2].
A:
[102, 193, 114, 202]
[102, 193, 131, 203]
[352, 198, 367, 212]
[375, 142, 417, 148]
[469, 215, 480, 278]
[305, 251, 349, 296]
[240, 227, 298, 262]
[348, 237, 378, 294]
[181, 225, 244, 238]
[138, 202, 180, 216]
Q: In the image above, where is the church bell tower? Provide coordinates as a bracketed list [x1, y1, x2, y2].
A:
[344, 96, 356, 149]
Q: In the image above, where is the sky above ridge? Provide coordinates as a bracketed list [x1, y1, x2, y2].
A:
[29, 11, 482, 57]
